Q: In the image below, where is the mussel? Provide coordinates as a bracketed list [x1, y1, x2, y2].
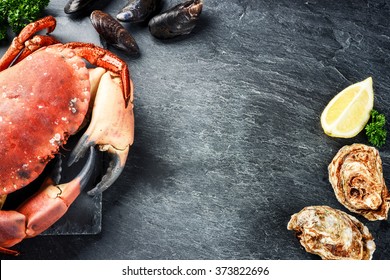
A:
[117, 0, 161, 23]
[64, 0, 95, 14]
[90, 10, 140, 55]
[148, 0, 203, 39]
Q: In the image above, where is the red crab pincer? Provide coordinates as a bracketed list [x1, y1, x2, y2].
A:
[0, 16, 134, 255]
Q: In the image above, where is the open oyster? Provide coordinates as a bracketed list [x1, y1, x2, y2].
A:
[328, 143, 390, 220]
[288, 205, 375, 260]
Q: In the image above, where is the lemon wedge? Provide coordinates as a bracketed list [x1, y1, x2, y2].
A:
[320, 77, 374, 138]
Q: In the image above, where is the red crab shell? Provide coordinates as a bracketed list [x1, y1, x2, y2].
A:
[0, 45, 91, 196]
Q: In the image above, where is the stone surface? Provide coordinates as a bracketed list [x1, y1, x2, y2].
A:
[1, 0, 390, 259]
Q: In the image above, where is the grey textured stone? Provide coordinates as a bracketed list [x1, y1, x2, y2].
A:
[1, 0, 390, 259]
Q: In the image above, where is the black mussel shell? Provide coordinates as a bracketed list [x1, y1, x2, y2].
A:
[148, 0, 203, 39]
[90, 10, 140, 55]
[117, 0, 161, 23]
[65, 0, 95, 14]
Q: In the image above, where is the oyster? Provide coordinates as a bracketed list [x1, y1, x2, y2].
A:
[287, 205, 375, 260]
[328, 143, 390, 220]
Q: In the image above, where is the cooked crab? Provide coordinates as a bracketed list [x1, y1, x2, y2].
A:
[328, 143, 390, 221]
[288, 205, 376, 260]
[0, 16, 134, 255]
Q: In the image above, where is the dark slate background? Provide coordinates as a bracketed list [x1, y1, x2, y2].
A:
[1, 0, 390, 260]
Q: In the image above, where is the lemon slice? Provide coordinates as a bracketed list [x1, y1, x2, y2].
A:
[321, 77, 374, 138]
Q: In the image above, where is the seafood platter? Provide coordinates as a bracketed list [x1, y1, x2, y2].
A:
[1, 0, 390, 260]
[0, 0, 203, 256]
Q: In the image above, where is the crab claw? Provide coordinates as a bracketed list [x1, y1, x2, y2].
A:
[69, 71, 134, 195]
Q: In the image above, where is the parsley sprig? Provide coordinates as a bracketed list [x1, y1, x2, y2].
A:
[365, 109, 387, 148]
[0, 0, 50, 41]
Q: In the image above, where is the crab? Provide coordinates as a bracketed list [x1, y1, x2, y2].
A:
[0, 16, 134, 255]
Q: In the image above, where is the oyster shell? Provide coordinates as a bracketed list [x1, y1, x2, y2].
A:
[287, 205, 375, 260]
[328, 143, 390, 220]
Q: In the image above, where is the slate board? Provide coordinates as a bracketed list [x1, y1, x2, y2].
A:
[1, 0, 390, 260]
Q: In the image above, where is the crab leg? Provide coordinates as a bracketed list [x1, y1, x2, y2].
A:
[64, 42, 133, 107]
[0, 16, 56, 70]
[13, 35, 61, 64]
[69, 71, 134, 195]
[0, 147, 96, 255]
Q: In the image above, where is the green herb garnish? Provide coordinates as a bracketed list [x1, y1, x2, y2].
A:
[365, 109, 387, 147]
[0, 0, 50, 40]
